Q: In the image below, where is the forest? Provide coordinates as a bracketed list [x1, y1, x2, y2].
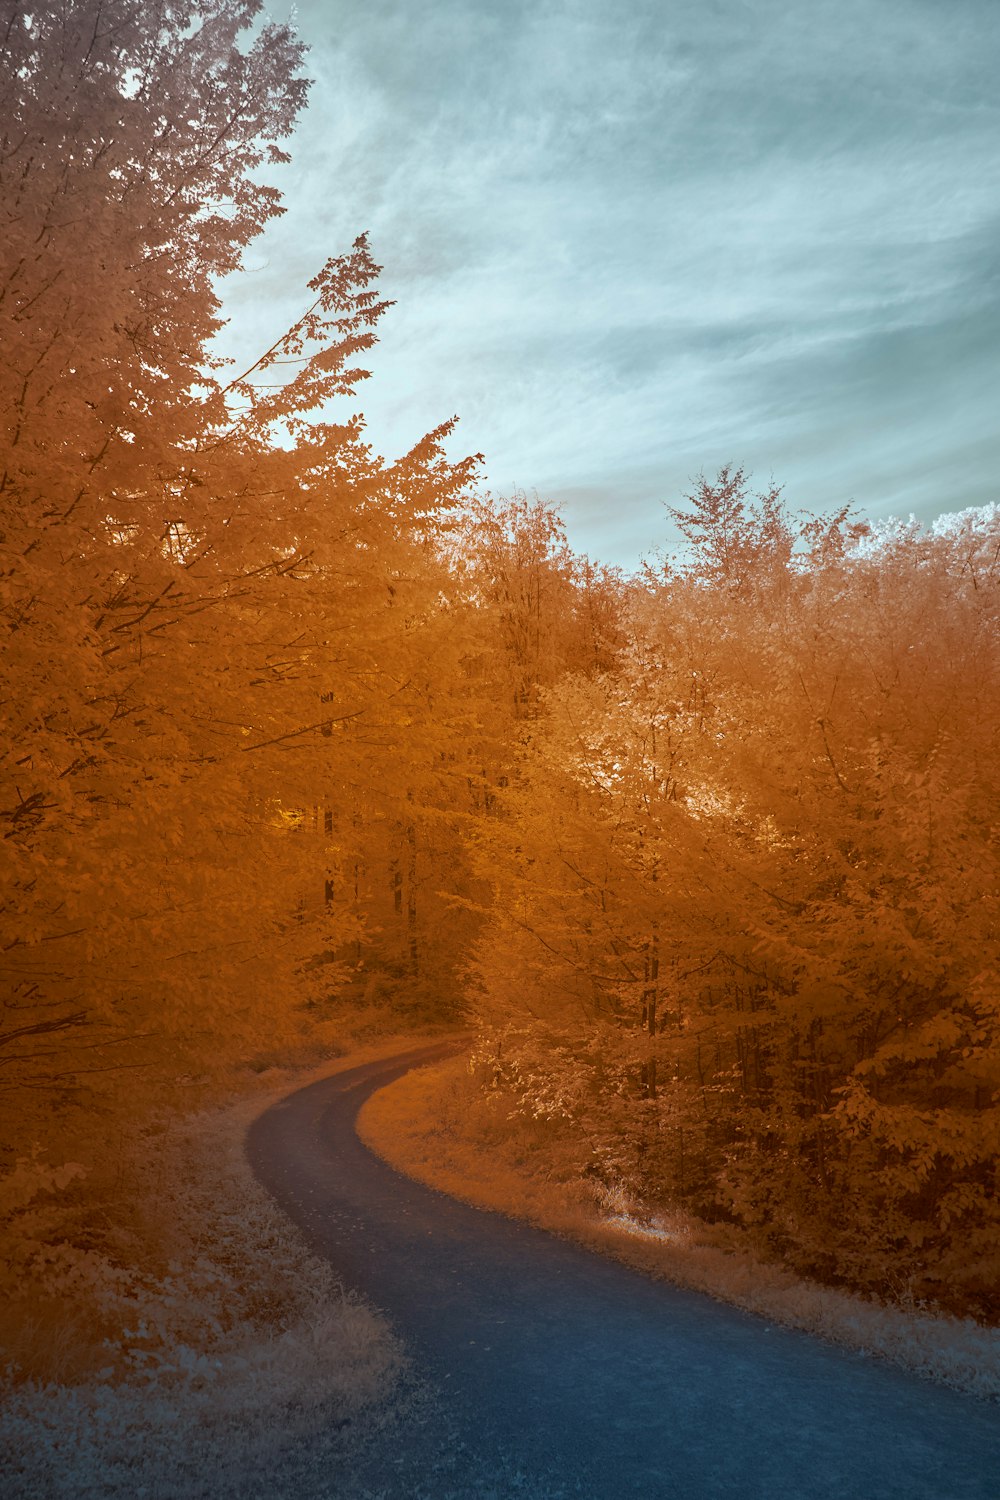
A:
[2, 0, 998, 1416]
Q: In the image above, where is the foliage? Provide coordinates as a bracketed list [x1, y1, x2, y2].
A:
[0, 1092, 402, 1496]
[2, 0, 995, 1366]
[0, 0, 482, 1140]
[0, 0, 488, 1372]
[362, 1055, 1000, 1399]
[467, 482, 1000, 1316]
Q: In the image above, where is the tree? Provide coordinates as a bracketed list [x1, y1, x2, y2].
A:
[469, 491, 1000, 1315]
[1, 0, 307, 505]
[665, 465, 792, 591]
[0, 1, 483, 1131]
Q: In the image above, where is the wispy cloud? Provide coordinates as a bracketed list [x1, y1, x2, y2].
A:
[221, 0, 1000, 564]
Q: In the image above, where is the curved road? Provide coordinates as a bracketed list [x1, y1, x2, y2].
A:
[246, 1043, 999, 1499]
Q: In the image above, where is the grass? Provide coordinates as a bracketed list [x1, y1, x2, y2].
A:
[358, 1054, 1000, 1403]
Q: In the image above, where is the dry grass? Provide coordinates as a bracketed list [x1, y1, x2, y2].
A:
[359, 1054, 1000, 1403]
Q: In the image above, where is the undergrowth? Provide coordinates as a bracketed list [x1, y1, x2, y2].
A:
[0, 1055, 410, 1499]
[358, 1055, 1000, 1403]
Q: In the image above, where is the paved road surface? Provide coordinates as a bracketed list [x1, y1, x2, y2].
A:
[246, 1044, 1000, 1499]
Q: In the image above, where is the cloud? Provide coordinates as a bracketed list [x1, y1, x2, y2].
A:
[219, 0, 1000, 566]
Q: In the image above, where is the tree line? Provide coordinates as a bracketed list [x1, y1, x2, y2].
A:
[2, 0, 997, 1320]
[468, 477, 999, 1316]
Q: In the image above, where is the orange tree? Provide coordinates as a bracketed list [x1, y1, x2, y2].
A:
[469, 479, 1000, 1314]
[0, 2, 481, 1145]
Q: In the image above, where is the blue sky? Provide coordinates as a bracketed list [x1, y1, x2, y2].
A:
[219, 0, 1000, 568]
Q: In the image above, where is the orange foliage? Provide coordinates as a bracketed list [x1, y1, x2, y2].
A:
[468, 482, 1000, 1316]
[2, 1, 995, 1332]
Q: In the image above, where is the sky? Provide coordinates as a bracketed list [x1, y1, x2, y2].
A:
[218, 0, 1000, 569]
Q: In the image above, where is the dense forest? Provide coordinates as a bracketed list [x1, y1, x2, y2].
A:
[2, 0, 998, 1372]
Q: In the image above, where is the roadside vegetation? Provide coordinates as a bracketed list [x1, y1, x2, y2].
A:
[0, 1040, 428, 1500]
[359, 1056, 1000, 1402]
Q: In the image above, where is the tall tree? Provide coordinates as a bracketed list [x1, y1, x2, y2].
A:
[0, 1, 482, 1131]
[469, 489, 1000, 1314]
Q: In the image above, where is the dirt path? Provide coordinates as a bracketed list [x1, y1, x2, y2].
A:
[246, 1045, 1000, 1499]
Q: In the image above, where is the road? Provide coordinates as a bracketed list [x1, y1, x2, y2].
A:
[246, 1043, 1000, 1500]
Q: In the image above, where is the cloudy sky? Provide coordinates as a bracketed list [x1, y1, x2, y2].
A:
[219, 0, 1000, 568]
